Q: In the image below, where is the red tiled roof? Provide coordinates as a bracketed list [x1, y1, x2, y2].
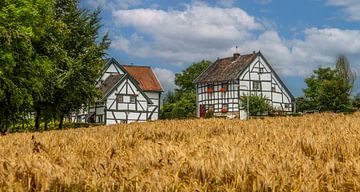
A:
[194, 53, 257, 83]
[123, 65, 163, 92]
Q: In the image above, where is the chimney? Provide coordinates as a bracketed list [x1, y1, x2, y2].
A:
[233, 53, 240, 60]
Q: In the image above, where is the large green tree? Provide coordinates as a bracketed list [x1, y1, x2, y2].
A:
[160, 60, 211, 119]
[0, 0, 109, 132]
[0, 0, 54, 132]
[50, 0, 110, 129]
[175, 60, 211, 92]
[303, 67, 353, 112]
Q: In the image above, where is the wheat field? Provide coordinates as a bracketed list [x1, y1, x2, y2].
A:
[1, 113, 360, 191]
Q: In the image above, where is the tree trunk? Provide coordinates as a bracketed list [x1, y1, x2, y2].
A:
[59, 114, 64, 129]
[35, 108, 41, 131]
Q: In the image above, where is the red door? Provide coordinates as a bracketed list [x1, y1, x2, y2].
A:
[200, 105, 206, 118]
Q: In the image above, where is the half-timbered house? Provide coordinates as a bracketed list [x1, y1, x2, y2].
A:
[193, 51, 295, 119]
[72, 58, 163, 125]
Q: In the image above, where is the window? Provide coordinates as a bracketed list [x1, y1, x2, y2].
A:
[271, 86, 276, 92]
[253, 81, 261, 90]
[259, 68, 264, 73]
[130, 95, 136, 103]
[116, 94, 123, 103]
[207, 84, 214, 93]
[284, 104, 289, 108]
[222, 104, 228, 109]
[220, 82, 228, 92]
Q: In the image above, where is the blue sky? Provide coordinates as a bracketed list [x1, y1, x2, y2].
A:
[81, 0, 360, 96]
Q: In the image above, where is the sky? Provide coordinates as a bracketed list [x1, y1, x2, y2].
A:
[81, 0, 360, 96]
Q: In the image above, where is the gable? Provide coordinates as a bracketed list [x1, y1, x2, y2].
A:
[102, 74, 153, 104]
[98, 58, 127, 84]
[238, 52, 295, 102]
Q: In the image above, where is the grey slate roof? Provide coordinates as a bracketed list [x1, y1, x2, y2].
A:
[194, 53, 257, 83]
[100, 74, 124, 96]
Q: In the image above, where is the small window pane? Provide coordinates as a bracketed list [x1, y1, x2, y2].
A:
[271, 86, 276, 92]
[253, 81, 261, 90]
[130, 96, 136, 103]
[117, 95, 123, 103]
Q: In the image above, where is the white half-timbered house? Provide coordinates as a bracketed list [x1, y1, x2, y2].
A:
[73, 58, 163, 125]
[193, 51, 295, 119]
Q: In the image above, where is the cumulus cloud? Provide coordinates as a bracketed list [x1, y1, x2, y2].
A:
[327, 0, 360, 21]
[109, 2, 360, 80]
[111, 3, 262, 65]
[153, 68, 177, 91]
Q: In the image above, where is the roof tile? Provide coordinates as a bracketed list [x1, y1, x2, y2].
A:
[123, 65, 163, 92]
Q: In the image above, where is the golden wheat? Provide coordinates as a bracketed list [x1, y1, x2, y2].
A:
[1, 113, 360, 191]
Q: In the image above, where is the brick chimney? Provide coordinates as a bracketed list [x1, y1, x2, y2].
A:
[233, 53, 240, 60]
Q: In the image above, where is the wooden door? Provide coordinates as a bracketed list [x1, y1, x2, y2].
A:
[200, 105, 206, 118]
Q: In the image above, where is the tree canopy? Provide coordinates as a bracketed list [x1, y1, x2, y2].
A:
[160, 60, 211, 119]
[0, 0, 109, 132]
[300, 67, 353, 112]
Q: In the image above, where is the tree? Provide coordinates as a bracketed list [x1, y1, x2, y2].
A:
[295, 96, 316, 113]
[175, 60, 211, 93]
[0, 0, 55, 132]
[303, 67, 354, 112]
[335, 55, 356, 91]
[34, 0, 110, 129]
[353, 93, 360, 110]
[240, 95, 272, 116]
[160, 60, 211, 119]
[160, 92, 197, 119]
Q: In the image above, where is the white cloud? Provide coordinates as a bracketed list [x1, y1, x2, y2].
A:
[153, 68, 177, 91]
[111, 3, 262, 65]
[327, 0, 360, 21]
[109, 2, 360, 80]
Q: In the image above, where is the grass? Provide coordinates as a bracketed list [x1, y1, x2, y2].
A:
[1, 112, 360, 191]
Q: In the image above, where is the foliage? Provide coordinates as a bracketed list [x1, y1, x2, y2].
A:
[160, 92, 196, 119]
[353, 94, 360, 110]
[335, 54, 356, 91]
[303, 67, 354, 112]
[295, 96, 317, 112]
[0, 0, 109, 131]
[0, 0, 55, 132]
[160, 60, 210, 119]
[1, 113, 360, 191]
[240, 95, 272, 116]
[175, 60, 211, 93]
